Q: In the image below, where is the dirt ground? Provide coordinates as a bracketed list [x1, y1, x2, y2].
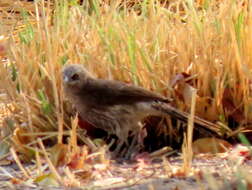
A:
[0, 154, 249, 190]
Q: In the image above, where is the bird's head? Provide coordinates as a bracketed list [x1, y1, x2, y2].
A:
[62, 64, 92, 89]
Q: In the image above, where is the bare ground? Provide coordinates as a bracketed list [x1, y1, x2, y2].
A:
[0, 153, 250, 190]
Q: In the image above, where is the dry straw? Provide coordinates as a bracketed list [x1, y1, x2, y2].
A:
[0, 0, 252, 165]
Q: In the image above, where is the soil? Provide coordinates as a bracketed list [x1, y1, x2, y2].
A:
[0, 154, 249, 190]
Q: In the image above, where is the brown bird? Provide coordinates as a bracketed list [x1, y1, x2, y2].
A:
[62, 64, 219, 156]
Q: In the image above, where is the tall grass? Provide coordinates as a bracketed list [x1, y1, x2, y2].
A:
[0, 0, 252, 159]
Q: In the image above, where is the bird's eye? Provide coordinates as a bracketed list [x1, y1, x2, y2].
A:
[71, 74, 80, 81]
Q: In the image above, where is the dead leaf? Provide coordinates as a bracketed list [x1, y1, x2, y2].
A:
[13, 127, 31, 145]
[192, 138, 232, 154]
[195, 97, 219, 122]
[170, 168, 187, 178]
[11, 127, 35, 161]
[49, 144, 69, 167]
[170, 73, 193, 88]
[11, 178, 23, 185]
[171, 73, 220, 122]
[67, 151, 87, 170]
[170, 73, 198, 110]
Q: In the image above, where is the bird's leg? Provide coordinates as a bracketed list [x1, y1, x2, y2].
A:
[138, 125, 147, 146]
[125, 123, 146, 159]
[113, 139, 125, 157]
[125, 134, 138, 159]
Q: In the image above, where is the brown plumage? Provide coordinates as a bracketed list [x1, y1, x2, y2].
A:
[62, 64, 219, 156]
[62, 64, 171, 140]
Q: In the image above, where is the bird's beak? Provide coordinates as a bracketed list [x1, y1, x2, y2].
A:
[63, 76, 69, 83]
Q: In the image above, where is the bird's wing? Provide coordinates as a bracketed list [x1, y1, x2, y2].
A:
[82, 78, 171, 106]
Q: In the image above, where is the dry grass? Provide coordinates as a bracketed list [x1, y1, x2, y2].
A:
[0, 0, 252, 188]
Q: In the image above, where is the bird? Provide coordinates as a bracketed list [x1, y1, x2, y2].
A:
[62, 64, 219, 157]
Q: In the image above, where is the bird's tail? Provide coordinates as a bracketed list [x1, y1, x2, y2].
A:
[152, 102, 223, 137]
